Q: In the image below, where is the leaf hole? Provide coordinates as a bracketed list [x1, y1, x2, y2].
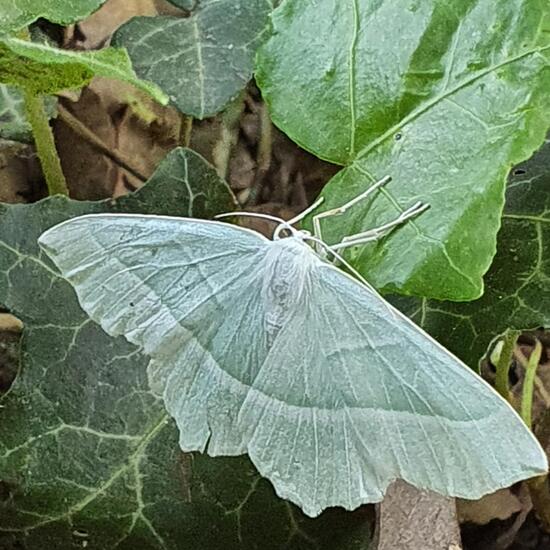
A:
[0, 480, 15, 502]
[0, 311, 23, 395]
[513, 168, 526, 176]
[72, 528, 90, 547]
[155, 0, 194, 17]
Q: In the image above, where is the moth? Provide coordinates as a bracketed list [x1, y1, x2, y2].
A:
[38, 176, 547, 517]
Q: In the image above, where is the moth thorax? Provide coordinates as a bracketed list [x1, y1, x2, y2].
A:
[261, 239, 314, 345]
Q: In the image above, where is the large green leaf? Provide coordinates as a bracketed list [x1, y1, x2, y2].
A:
[0, 0, 107, 34]
[256, 0, 550, 300]
[0, 148, 372, 549]
[0, 84, 56, 142]
[0, 37, 168, 102]
[393, 138, 550, 369]
[114, 0, 274, 118]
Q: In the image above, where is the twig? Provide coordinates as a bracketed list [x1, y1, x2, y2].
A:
[57, 104, 148, 183]
[249, 102, 273, 206]
[212, 97, 244, 179]
[180, 114, 193, 148]
[24, 90, 69, 196]
[520, 340, 542, 429]
[494, 329, 520, 403]
[535, 376, 550, 408]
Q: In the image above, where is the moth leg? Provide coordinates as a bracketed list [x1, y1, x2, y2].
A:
[311, 175, 392, 252]
[330, 201, 429, 252]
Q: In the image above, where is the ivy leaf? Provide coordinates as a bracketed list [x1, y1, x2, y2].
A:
[113, 0, 274, 118]
[0, 0, 107, 34]
[0, 148, 372, 549]
[0, 36, 168, 102]
[0, 84, 56, 142]
[256, 0, 550, 300]
[393, 138, 550, 369]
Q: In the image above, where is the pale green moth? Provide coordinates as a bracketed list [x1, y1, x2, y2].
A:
[38, 177, 548, 517]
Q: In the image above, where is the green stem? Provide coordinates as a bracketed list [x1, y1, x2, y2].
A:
[23, 89, 68, 196]
[180, 115, 194, 148]
[521, 339, 542, 429]
[494, 329, 520, 402]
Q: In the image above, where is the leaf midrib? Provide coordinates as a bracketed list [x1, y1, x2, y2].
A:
[347, 0, 360, 158]
[343, 40, 550, 295]
[353, 43, 550, 165]
[4, 38, 125, 76]
[1, 413, 169, 539]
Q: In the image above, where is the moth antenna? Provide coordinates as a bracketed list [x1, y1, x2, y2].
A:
[214, 211, 298, 238]
[285, 197, 325, 226]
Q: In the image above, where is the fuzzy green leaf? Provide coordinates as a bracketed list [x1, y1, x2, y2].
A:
[0, 0, 107, 34]
[0, 148, 372, 549]
[0, 37, 168, 102]
[393, 138, 550, 369]
[114, 0, 273, 118]
[257, 0, 550, 300]
[0, 84, 56, 142]
[0, 84, 30, 141]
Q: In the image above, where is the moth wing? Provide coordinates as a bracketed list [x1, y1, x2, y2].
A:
[39, 217, 547, 518]
[39, 214, 274, 452]
[236, 262, 548, 516]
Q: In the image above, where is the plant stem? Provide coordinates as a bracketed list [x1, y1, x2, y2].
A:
[213, 94, 244, 180]
[180, 114, 193, 148]
[494, 329, 520, 402]
[23, 89, 69, 196]
[250, 102, 273, 205]
[521, 339, 542, 429]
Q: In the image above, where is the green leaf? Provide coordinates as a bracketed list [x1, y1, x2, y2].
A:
[0, 148, 372, 549]
[0, 0, 107, 34]
[0, 84, 56, 142]
[256, 0, 550, 300]
[113, 0, 274, 118]
[0, 37, 169, 102]
[393, 138, 550, 370]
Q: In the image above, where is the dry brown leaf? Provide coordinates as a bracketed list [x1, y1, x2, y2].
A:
[54, 85, 118, 200]
[54, 77, 181, 200]
[0, 142, 43, 203]
[69, 0, 159, 49]
[457, 490, 523, 526]
[0, 314, 22, 394]
[236, 202, 300, 238]
[0, 314, 23, 333]
[111, 82, 181, 194]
